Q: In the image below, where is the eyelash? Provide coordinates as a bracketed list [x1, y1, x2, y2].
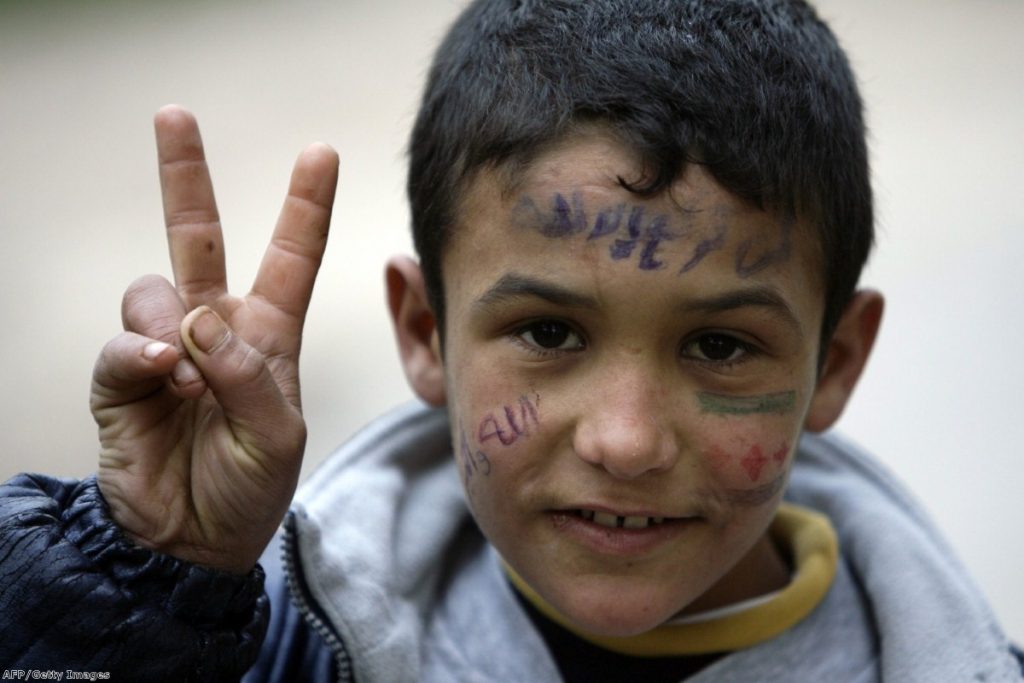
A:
[510, 320, 759, 369]
[679, 332, 760, 370]
[510, 319, 586, 358]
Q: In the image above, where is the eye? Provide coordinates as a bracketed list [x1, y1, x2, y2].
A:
[514, 320, 585, 354]
[682, 333, 753, 364]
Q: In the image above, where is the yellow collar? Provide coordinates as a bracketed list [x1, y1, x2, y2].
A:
[505, 503, 838, 656]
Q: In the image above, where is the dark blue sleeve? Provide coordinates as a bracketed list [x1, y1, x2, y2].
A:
[242, 533, 338, 682]
[0, 473, 268, 681]
[1011, 643, 1024, 678]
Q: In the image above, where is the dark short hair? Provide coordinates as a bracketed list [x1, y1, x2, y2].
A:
[408, 0, 873, 347]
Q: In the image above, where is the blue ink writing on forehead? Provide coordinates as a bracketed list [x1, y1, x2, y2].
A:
[609, 206, 644, 260]
[607, 207, 674, 270]
[479, 394, 540, 447]
[516, 192, 793, 277]
[679, 224, 726, 274]
[460, 429, 492, 479]
[546, 193, 589, 237]
[637, 217, 672, 270]
[735, 218, 792, 278]
[588, 204, 625, 240]
[520, 193, 680, 270]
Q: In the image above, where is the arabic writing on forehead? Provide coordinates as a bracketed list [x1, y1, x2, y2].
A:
[511, 191, 791, 277]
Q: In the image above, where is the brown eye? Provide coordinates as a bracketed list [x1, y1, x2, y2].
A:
[682, 333, 751, 364]
[698, 334, 740, 360]
[517, 320, 584, 352]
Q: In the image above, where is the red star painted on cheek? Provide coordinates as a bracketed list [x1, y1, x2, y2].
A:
[740, 445, 769, 482]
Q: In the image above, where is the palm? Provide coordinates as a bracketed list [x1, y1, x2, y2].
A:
[91, 107, 339, 573]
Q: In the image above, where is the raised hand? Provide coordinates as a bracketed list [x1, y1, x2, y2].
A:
[90, 106, 339, 574]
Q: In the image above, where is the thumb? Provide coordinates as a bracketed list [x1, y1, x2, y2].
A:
[181, 306, 304, 453]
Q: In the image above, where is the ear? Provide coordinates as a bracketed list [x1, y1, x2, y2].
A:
[385, 255, 446, 407]
[804, 290, 884, 433]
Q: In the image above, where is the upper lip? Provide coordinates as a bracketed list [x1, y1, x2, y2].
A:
[555, 503, 697, 520]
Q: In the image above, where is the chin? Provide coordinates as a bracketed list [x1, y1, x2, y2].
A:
[544, 574, 693, 638]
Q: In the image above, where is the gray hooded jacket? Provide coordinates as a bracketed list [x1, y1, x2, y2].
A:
[275, 401, 1021, 682]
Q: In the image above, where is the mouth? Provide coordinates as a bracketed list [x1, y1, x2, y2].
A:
[575, 509, 668, 530]
[549, 507, 692, 557]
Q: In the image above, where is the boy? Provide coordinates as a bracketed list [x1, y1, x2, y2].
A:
[1, 0, 1020, 681]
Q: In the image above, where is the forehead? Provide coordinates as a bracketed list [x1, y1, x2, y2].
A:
[443, 130, 823, 325]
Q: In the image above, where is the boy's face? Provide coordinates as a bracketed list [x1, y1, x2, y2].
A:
[437, 130, 826, 636]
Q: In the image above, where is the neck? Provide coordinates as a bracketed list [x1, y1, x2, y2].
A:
[680, 531, 790, 616]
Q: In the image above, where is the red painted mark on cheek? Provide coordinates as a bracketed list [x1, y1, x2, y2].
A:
[740, 445, 769, 482]
[711, 441, 790, 483]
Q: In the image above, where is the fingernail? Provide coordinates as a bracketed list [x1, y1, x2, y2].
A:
[189, 308, 228, 353]
[143, 341, 171, 360]
[172, 359, 201, 386]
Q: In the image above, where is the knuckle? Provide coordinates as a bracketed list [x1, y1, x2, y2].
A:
[91, 333, 145, 401]
[97, 332, 134, 369]
[122, 275, 183, 341]
[232, 341, 269, 386]
[122, 274, 170, 309]
[139, 312, 184, 343]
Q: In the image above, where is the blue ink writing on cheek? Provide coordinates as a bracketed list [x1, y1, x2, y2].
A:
[478, 394, 541, 447]
[460, 429, 492, 479]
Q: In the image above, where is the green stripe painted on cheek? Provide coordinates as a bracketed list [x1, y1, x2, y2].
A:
[698, 390, 797, 415]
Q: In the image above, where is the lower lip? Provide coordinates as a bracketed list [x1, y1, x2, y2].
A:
[547, 512, 693, 557]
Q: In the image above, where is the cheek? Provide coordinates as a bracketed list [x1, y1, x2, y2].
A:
[476, 394, 541, 448]
[700, 419, 795, 491]
[454, 392, 543, 493]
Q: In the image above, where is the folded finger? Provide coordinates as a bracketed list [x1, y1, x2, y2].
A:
[91, 332, 181, 409]
[121, 274, 188, 345]
[250, 142, 339, 324]
[155, 105, 228, 308]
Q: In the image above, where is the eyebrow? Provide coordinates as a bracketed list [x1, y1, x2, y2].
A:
[681, 286, 804, 338]
[473, 274, 804, 337]
[473, 273, 598, 311]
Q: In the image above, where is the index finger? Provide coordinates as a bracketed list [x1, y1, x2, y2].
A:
[155, 105, 228, 309]
[249, 142, 339, 323]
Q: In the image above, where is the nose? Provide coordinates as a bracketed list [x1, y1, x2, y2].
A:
[572, 368, 679, 480]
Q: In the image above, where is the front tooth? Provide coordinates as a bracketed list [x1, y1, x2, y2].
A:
[593, 511, 619, 528]
[622, 516, 649, 529]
